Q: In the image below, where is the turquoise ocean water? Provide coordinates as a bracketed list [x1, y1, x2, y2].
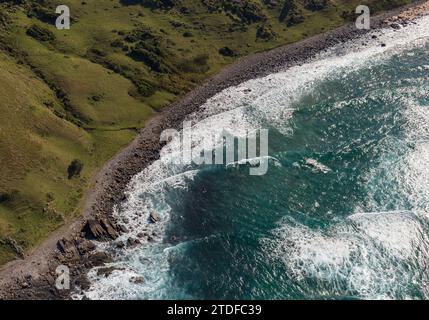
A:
[82, 17, 429, 300]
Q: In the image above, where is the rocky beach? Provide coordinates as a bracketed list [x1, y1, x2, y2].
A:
[0, 0, 428, 300]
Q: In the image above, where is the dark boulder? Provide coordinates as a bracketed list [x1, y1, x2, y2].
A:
[57, 238, 82, 261]
[127, 237, 141, 248]
[130, 276, 145, 284]
[83, 219, 120, 241]
[88, 251, 112, 267]
[97, 266, 117, 277]
[149, 211, 160, 223]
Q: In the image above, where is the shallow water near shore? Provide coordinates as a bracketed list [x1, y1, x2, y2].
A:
[82, 17, 429, 300]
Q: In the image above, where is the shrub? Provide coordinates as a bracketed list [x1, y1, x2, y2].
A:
[287, 13, 305, 26]
[133, 79, 156, 96]
[0, 10, 11, 28]
[0, 192, 12, 203]
[304, 0, 328, 11]
[219, 47, 234, 57]
[120, 0, 180, 10]
[128, 47, 162, 72]
[0, 190, 19, 207]
[111, 39, 125, 48]
[179, 54, 210, 73]
[28, 4, 58, 24]
[256, 25, 276, 41]
[0, 0, 27, 5]
[279, 0, 296, 22]
[26, 24, 55, 42]
[201, 0, 266, 24]
[67, 159, 84, 179]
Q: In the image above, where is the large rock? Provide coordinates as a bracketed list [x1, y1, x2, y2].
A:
[88, 251, 113, 267]
[97, 266, 118, 278]
[76, 239, 96, 255]
[100, 219, 120, 239]
[57, 238, 81, 261]
[83, 219, 120, 241]
[149, 211, 160, 223]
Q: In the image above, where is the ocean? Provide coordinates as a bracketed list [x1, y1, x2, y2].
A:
[82, 16, 429, 300]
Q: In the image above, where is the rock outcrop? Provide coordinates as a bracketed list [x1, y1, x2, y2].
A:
[83, 219, 120, 241]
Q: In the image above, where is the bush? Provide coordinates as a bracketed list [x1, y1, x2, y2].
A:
[304, 0, 328, 11]
[0, 192, 12, 203]
[29, 5, 58, 24]
[26, 24, 55, 42]
[0, 10, 11, 28]
[0, 190, 19, 207]
[0, 0, 27, 5]
[111, 39, 125, 48]
[67, 159, 84, 179]
[287, 13, 305, 26]
[278, 0, 305, 26]
[128, 47, 162, 72]
[201, 0, 266, 24]
[256, 25, 276, 41]
[120, 0, 180, 10]
[279, 0, 296, 22]
[133, 79, 156, 96]
[219, 47, 234, 57]
[179, 54, 210, 73]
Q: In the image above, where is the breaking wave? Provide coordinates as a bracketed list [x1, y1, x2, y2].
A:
[81, 16, 429, 300]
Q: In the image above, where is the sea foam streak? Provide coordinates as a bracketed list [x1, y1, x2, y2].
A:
[81, 16, 429, 300]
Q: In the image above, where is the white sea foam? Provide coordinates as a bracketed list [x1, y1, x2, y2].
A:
[226, 156, 281, 168]
[265, 211, 429, 299]
[80, 16, 429, 299]
[304, 158, 332, 174]
[358, 92, 429, 214]
[266, 94, 429, 299]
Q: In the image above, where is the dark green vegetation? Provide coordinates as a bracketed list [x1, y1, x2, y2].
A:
[67, 159, 84, 179]
[0, 0, 417, 265]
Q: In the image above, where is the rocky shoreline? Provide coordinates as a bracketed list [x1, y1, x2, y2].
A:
[0, 1, 428, 300]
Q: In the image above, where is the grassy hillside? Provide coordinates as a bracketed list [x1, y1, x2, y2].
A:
[0, 0, 417, 265]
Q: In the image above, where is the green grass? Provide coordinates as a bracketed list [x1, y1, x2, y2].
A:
[0, 0, 417, 265]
